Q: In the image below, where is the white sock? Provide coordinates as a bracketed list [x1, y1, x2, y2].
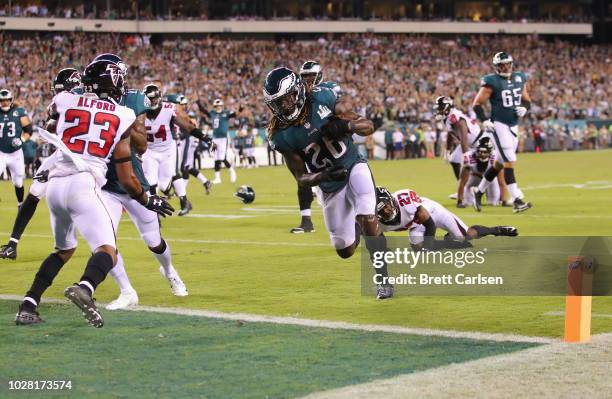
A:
[152, 240, 173, 275]
[23, 296, 38, 307]
[507, 183, 520, 201]
[214, 171, 221, 180]
[78, 280, 95, 296]
[300, 209, 312, 217]
[477, 177, 492, 193]
[183, 178, 190, 189]
[109, 253, 136, 294]
[173, 178, 187, 197]
[196, 172, 208, 184]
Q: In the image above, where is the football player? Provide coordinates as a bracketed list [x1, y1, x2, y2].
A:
[0, 68, 81, 260]
[142, 84, 212, 216]
[198, 98, 240, 184]
[375, 186, 517, 250]
[433, 96, 483, 199]
[0, 88, 33, 207]
[471, 52, 532, 213]
[265, 67, 393, 299]
[288, 60, 343, 234]
[457, 137, 500, 207]
[166, 94, 212, 194]
[15, 59, 173, 327]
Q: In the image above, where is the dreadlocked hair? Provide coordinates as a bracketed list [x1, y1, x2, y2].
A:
[267, 96, 312, 140]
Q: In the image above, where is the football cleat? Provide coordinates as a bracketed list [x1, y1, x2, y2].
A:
[204, 180, 212, 195]
[456, 201, 467, 209]
[513, 198, 532, 213]
[0, 244, 17, 260]
[64, 285, 104, 328]
[470, 187, 483, 212]
[212, 178, 222, 184]
[106, 291, 139, 310]
[448, 193, 458, 200]
[178, 200, 193, 216]
[15, 304, 45, 325]
[229, 168, 237, 183]
[494, 226, 519, 237]
[376, 284, 394, 300]
[290, 217, 315, 234]
[159, 266, 188, 296]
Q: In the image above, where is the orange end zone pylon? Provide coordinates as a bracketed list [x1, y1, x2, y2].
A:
[564, 256, 593, 343]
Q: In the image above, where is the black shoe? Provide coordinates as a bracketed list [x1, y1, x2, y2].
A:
[290, 217, 315, 234]
[0, 244, 17, 260]
[494, 226, 519, 237]
[15, 304, 45, 325]
[64, 285, 104, 328]
[178, 200, 193, 216]
[376, 284, 394, 300]
[512, 198, 532, 213]
[203, 181, 212, 195]
[470, 187, 483, 212]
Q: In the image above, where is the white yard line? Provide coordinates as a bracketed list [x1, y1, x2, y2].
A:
[544, 311, 612, 319]
[302, 333, 612, 399]
[0, 231, 330, 247]
[0, 294, 554, 344]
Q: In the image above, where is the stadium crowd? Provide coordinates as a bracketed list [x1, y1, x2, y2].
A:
[0, 32, 610, 165]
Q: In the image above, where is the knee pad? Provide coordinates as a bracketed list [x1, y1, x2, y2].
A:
[141, 229, 162, 249]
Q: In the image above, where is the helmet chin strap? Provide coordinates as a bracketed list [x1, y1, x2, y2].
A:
[0, 106, 10, 112]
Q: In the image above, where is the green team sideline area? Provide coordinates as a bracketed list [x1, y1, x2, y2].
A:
[1, 149, 611, 397]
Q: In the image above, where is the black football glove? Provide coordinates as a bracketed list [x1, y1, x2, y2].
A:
[145, 194, 175, 217]
[321, 116, 351, 140]
[33, 169, 49, 183]
[321, 165, 349, 182]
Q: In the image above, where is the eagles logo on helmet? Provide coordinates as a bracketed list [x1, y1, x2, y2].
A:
[234, 185, 255, 204]
[263, 67, 306, 124]
[492, 52, 513, 78]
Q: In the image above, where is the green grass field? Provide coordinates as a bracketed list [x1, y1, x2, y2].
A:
[1, 149, 611, 397]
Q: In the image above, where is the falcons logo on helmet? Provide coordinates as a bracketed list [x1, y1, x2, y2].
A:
[106, 64, 121, 86]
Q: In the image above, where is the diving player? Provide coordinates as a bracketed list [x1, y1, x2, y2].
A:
[375, 186, 517, 249]
[265, 67, 393, 299]
[198, 98, 240, 184]
[471, 52, 532, 213]
[457, 137, 500, 207]
[0, 68, 81, 260]
[0, 88, 33, 207]
[289, 60, 343, 234]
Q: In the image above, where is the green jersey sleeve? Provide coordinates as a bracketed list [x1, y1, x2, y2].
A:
[480, 74, 499, 90]
[313, 87, 337, 114]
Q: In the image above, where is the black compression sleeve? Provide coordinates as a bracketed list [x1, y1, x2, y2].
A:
[473, 104, 488, 122]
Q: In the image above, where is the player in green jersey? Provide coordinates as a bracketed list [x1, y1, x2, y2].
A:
[287, 60, 344, 235]
[0, 88, 33, 207]
[471, 52, 532, 213]
[265, 67, 393, 299]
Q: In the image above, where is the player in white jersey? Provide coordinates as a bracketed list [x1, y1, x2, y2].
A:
[375, 186, 517, 249]
[457, 137, 500, 208]
[14, 60, 173, 328]
[142, 84, 212, 216]
[433, 96, 483, 199]
[0, 68, 82, 260]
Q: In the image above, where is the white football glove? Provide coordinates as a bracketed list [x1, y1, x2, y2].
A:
[515, 106, 528, 118]
[482, 120, 495, 131]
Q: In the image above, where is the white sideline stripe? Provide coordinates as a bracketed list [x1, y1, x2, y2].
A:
[458, 214, 612, 220]
[302, 332, 612, 399]
[0, 231, 330, 247]
[0, 294, 554, 344]
[544, 311, 612, 319]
